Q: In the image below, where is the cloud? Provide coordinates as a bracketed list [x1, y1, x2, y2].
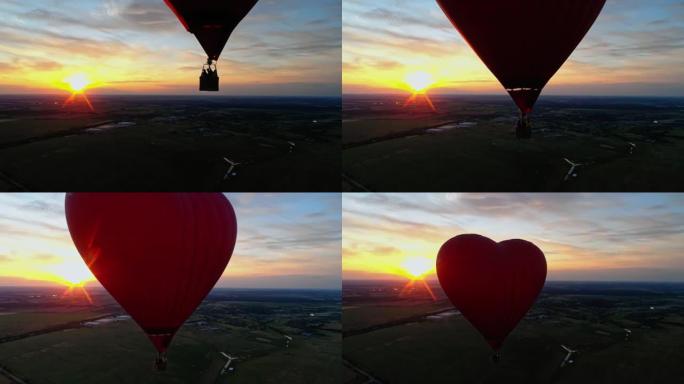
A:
[31, 254, 60, 262]
[343, 193, 684, 282]
[0, 193, 341, 289]
[343, 0, 684, 96]
[0, 0, 341, 95]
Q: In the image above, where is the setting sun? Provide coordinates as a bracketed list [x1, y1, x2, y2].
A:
[64, 73, 91, 93]
[401, 256, 434, 279]
[62, 73, 95, 112]
[51, 262, 95, 287]
[405, 71, 434, 93]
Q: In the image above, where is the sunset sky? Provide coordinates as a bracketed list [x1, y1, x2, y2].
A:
[343, 194, 684, 282]
[0, 0, 340, 96]
[343, 0, 684, 96]
[0, 193, 341, 289]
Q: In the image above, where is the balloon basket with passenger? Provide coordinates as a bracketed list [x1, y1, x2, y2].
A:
[154, 352, 168, 371]
[516, 113, 532, 139]
[200, 58, 220, 92]
[508, 87, 539, 139]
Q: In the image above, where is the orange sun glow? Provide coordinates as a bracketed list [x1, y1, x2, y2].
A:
[398, 256, 437, 301]
[405, 71, 435, 93]
[62, 73, 95, 112]
[52, 262, 95, 304]
[401, 256, 433, 279]
[51, 262, 95, 287]
[403, 71, 437, 112]
[65, 73, 91, 92]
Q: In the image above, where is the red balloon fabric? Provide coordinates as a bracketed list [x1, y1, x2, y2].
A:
[164, 0, 259, 60]
[65, 193, 237, 354]
[437, 0, 606, 114]
[436, 234, 547, 350]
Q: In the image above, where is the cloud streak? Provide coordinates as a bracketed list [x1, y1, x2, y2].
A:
[343, 0, 684, 96]
[0, 193, 341, 289]
[343, 193, 684, 282]
[0, 0, 341, 96]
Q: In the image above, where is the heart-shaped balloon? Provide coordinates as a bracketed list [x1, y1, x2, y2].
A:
[437, 0, 606, 137]
[436, 234, 546, 350]
[65, 193, 237, 368]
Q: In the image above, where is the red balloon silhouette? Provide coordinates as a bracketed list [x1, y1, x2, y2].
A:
[436, 234, 546, 353]
[164, 0, 259, 91]
[65, 193, 237, 369]
[164, 0, 258, 61]
[437, 0, 606, 137]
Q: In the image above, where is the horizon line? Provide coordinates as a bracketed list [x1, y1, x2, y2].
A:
[342, 278, 684, 284]
[342, 92, 684, 98]
[0, 93, 342, 98]
[0, 284, 342, 291]
[0, 93, 679, 99]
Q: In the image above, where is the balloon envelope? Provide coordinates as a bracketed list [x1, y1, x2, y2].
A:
[437, 0, 606, 113]
[65, 193, 237, 354]
[164, 0, 259, 60]
[436, 234, 547, 350]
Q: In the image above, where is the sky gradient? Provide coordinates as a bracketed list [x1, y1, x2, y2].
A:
[0, 0, 341, 96]
[343, 0, 684, 96]
[343, 193, 684, 282]
[0, 193, 341, 289]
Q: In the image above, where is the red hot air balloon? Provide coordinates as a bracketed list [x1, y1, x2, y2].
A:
[436, 234, 546, 360]
[164, 0, 259, 91]
[65, 193, 237, 370]
[437, 0, 607, 138]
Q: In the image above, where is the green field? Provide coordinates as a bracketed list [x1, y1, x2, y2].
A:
[0, 289, 341, 384]
[343, 301, 450, 333]
[0, 321, 341, 384]
[0, 309, 110, 338]
[343, 118, 445, 145]
[342, 282, 684, 383]
[345, 311, 684, 384]
[0, 95, 340, 191]
[233, 331, 340, 384]
[343, 95, 684, 192]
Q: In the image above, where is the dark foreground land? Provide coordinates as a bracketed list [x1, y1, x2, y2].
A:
[0, 286, 341, 384]
[342, 280, 684, 384]
[0, 95, 340, 191]
[343, 95, 684, 191]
